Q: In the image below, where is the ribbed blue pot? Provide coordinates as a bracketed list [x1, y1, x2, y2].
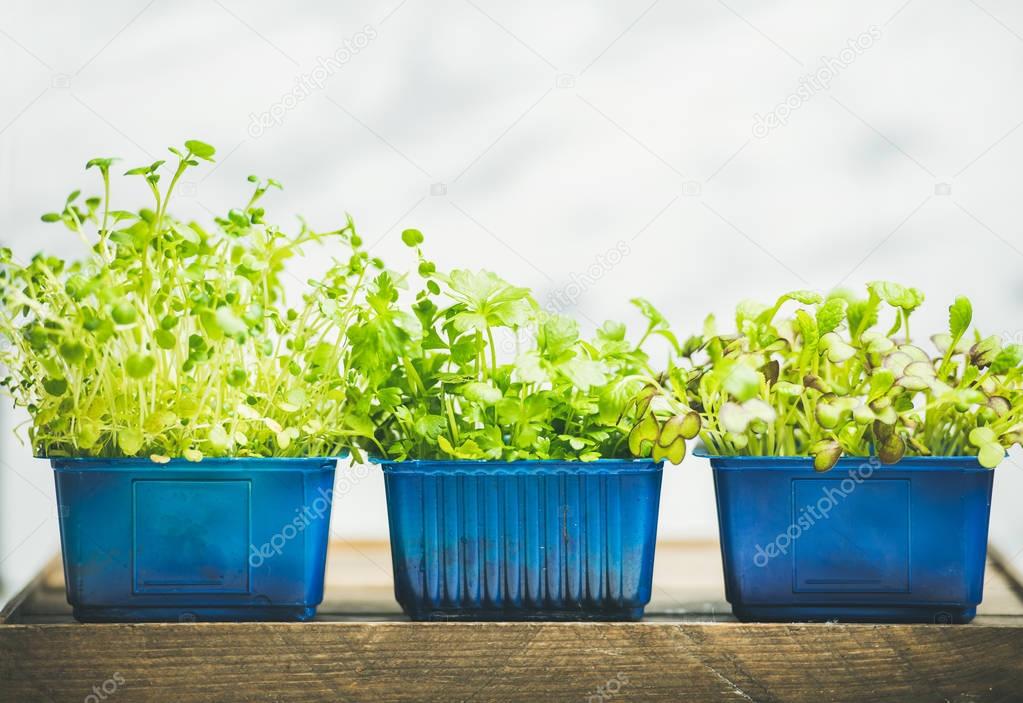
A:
[51, 456, 338, 622]
[702, 451, 995, 623]
[373, 458, 664, 621]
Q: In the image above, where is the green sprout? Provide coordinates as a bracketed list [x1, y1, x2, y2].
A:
[645, 283, 1022, 470]
[343, 234, 678, 462]
[0, 141, 381, 460]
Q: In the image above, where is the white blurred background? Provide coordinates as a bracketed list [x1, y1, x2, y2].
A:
[2, 0, 1023, 601]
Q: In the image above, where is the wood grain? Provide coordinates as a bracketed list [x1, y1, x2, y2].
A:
[2, 541, 1022, 703]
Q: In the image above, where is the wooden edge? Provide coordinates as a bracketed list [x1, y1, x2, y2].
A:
[0, 554, 62, 624]
[2, 620, 1022, 703]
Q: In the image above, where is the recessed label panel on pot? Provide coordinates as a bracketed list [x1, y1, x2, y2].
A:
[791, 478, 910, 593]
[132, 480, 252, 594]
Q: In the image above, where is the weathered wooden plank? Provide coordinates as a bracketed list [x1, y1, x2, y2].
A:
[1, 621, 1022, 702]
[3, 542, 1022, 702]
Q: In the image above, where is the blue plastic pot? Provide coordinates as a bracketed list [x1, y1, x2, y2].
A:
[702, 451, 995, 623]
[51, 456, 338, 622]
[373, 458, 663, 621]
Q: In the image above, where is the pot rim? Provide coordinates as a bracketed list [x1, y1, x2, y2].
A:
[47, 453, 345, 471]
[369, 456, 663, 474]
[694, 447, 989, 471]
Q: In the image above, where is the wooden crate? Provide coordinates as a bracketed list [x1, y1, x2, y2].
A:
[2, 540, 1022, 702]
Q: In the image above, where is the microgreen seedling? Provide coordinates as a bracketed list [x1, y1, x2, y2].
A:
[0, 141, 380, 460]
[644, 283, 1022, 470]
[344, 234, 676, 462]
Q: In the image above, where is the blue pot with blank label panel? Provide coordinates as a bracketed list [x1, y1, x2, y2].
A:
[50, 456, 337, 622]
[702, 451, 994, 623]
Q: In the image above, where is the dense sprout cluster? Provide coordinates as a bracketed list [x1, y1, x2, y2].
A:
[637, 283, 1023, 470]
[0, 141, 381, 459]
[348, 235, 674, 462]
[2, 143, 1019, 469]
